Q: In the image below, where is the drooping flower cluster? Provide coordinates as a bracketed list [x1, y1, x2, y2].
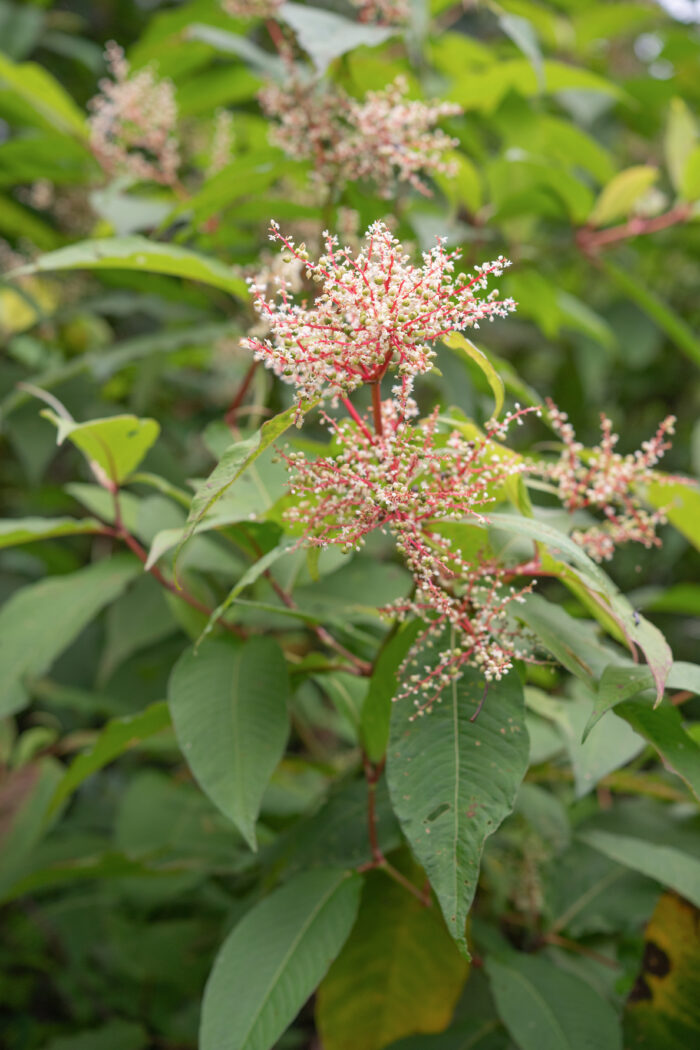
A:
[260, 76, 461, 197]
[540, 399, 676, 562]
[88, 43, 180, 186]
[207, 110, 234, 177]
[242, 221, 515, 417]
[283, 398, 538, 710]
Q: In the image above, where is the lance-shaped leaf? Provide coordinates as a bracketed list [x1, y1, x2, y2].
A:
[387, 666, 528, 954]
[316, 864, 469, 1050]
[579, 830, 700, 908]
[175, 403, 312, 570]
[615, 700, 700, 803]
[361, 621, 424, 763]
[589, 165, 658, 226]
[279, 2, 395, 73]
[0, 555, 140, 718]
[0, 53, 88, 138]
[486, 951, 622, 1050]
[200, 868, 361, 1050]
[442, 332, 505, 419]
[0, 516, 102, 549]
[168, 638, 290, 850]
[42, 411, 160, 485]
[586, 660, 700, 736]
[9, 236, 247, 298]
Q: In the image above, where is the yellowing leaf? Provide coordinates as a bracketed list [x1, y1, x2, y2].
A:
[589, 166, 659, 227]
[316, 864, 469, 1050]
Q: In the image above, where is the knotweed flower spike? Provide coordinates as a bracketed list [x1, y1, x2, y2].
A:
[243, 221, 515, 418]
[88, 43, 180, 186]
[541, 400, 676, 562]
[260, 76, 461, 197]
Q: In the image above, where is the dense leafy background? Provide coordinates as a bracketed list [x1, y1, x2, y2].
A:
[1, 2, 699, 1049]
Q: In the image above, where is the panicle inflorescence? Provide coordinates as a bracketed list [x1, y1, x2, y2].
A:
[242, 221, 515, 417]
[207, 110, 234, 177]
[260, 76, 461, 197]
[88, 43, 180, 186]
[541, 399, 676, 561]
[283, 397, 538, 710]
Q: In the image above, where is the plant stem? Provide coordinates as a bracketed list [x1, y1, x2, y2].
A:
[225, 360, 259, 430]
[576, 203, 692, 253]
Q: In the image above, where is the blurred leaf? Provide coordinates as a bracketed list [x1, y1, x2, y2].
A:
[48, 702, 171, 817]
[486, 950, 622, 1050]
[665, 98, 697, 193]
[168, 638, 290, 850]
[615, 700, 700, 802]
[681, 144, 700, 201]
[200, 869, 361, 1050]
[645, 478, 700, 552]
[0, 51, 87, 137]
[0, 515, 102, 548]
[10, 236, 248, 298]
[42, 411, 160, 485]
[589, 166, 659, 226]
[625, 893, 700, 1050]
[579, 830, 700, 908]
[316, 865, 469, 1050]
[279, 3, 396, 74]
[0, 556, 140, 717]
[42, 1020, 148, 1050]
[0, 758, 62, 900]
[387, 665, 528, 955]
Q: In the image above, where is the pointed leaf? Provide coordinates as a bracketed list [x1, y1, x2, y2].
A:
[443, 332, 505, 419]
[589, 166, 659, 226]
[0, 515, 102, 548]
[168, 638, 290, 849]
[587, 661, 700, 736]
[361, 621, 424, 763]
[615, 700, 700, 803]
[9, 236, 248, 298]
[279, 3, 395, 74]
[0, 556, 140, 717]
[316, 865, 469, 1050]
[578, 830, 700, 908]
[42, 411, 160, 484]
[665, 98, 697, 192]
[200, 868, 361, 1050]
[486, 951, 622, 1050]
[387, 666, 528, 954]
[0, 52, 88, 137]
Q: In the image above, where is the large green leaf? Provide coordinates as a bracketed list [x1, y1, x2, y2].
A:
[9, 236, 248, 298]
[0, 516, 102, 549]
[200, 868, 361, 1050]
[42, 411, 160, 485]
[486, 951, 622, 1050]
[387, 665, 528, 954]
[0, 52, 87, 137]
[168, 637, 290, 850]
[0, 556, 140, 717]
[587, 661, 700, 735]
[47, 702, 172, 818]
[615, 700, 700, 802]
[316, 865, 469, 1050]
[579, 830, 700, 908]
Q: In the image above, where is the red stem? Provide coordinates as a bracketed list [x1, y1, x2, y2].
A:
[340, 395, 374, 441]
[576, 203, 692, 254]
[225, 360, 259, 430]
[371, 382, 383, 437]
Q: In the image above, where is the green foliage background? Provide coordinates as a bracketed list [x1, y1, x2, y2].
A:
[1, 2, 699, 1050]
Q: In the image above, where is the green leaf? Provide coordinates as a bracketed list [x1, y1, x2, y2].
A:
[615, 700, 700, 802]
[9, 236, 248, 298]
[498, 12, 544, 89]
[681, 144, 700, 201]
[485, 513, 611, 593]
[589, 166, 659, 226]
[516, 594, 619, 685]
[176, 404, 310, 568]
[42, 411, 160, 485]
[0, 515, 102, 548]
[279, 3, 396, 74]
[587, 661, 700, 736]
[578, 830, 700, 908]
[361, 622, 424, 763]
[200, 868, 362, 1050]
[665, 98, 697, 192]
[316, 864, 469, 1050]
[486, 951, 622, 1050]
[47, 702, 172, 818]
[645, 478, 700, 552]
[387, 666, 528, 954]
[443, 332, 505, 419]
[0, 758, 63, 900]
[0, 556, 140, 718]
[40, 1020, 148, 1050]
[168, 638, 290, 850]
[0, 52, 87, 137]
